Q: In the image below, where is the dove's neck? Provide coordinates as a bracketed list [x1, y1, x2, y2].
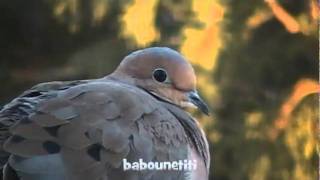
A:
[104, 72, 136, 86]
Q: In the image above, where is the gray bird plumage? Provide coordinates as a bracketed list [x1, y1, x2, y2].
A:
[0, 47, 210, 180]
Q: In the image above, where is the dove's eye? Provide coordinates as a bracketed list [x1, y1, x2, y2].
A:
[152, 68, 168, 83]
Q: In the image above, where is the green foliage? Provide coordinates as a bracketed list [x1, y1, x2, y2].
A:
[213, 0, 317, 179]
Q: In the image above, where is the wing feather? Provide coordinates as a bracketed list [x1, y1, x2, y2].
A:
[1, 80, 194, 180]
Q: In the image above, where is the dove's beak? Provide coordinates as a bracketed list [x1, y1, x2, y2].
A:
[187, 91, 210, 116]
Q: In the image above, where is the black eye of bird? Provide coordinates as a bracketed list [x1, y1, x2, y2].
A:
[153, 68, 168, 83]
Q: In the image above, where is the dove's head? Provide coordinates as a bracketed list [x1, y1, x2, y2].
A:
[112, 47, 209, 115]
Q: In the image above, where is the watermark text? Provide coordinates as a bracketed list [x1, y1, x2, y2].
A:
[123, 158, 197, 171]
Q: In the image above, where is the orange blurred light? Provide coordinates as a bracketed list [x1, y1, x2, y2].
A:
[181, 0, 224, 70]
[310, 0, 319, 20]
[121, 0, 159, 46]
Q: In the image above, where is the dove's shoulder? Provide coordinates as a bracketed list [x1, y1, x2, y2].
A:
[0, 79, 190, 180]
[1, 79, 160, 152]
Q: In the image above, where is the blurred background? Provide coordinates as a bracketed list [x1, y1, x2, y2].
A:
[0, 0, 318, 179]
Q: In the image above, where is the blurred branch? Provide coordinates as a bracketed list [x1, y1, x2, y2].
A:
[268, 79, 319, 140]
[264, 0, 300, 33]
[246, 9, 273, 29]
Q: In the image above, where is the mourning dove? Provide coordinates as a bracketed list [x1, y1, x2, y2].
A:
[0, 47, 210, 180]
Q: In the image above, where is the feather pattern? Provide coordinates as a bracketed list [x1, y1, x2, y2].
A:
[0, 79, 209, 180]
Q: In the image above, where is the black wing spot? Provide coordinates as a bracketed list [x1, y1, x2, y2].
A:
[128, 134, 133, 141]
[22, 91, 42, 97]
[20, 118, 32, 125]
[3, 163, 19, 180]
[43, 125, 61, 137]
[87, 144, 102, 161]
[10, 135, 26, 143]
[43, 141, 60, 154]
[84, 131, 90, 138]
